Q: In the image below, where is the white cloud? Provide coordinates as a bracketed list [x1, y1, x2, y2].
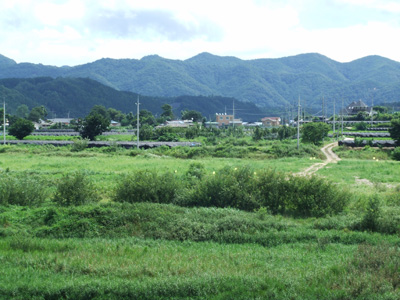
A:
[1, 0, 400, 65]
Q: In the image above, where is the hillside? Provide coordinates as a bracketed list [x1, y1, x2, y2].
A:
[1, 53, 400, 114]
[0, 77, 264, 121]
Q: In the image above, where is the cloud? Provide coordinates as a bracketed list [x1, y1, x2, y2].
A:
[0, 0, 400, 66]
[85, 9, 223, 42]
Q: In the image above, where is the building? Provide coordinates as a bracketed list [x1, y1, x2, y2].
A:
[157, 120, 194, 128]
[261, 117, 281, 127]
[215, 113, 242, 127]
[47, 118, 74, 125]
[341, 100, 373, 116]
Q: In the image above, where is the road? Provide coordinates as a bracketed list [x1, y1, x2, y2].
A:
[297, 142, 340, 176]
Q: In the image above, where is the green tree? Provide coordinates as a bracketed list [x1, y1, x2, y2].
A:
[90, 105, 109, 119]
[78, 112, 110, 141]
[181, 110, 203, 122]
[278, 126, 296, 140]
[107, 108, 125, 122]
[139, 124, 154, 140]
[389, 118, 400, 146]
[301, 122, 330, 145]
[15, 104, 29, 119]
[139, 109, 156, 126]
[8, 118, 35, 140]
[161, 104, 174, 120]
[252, 126, 263, 141]
[28, 105, 47, 122]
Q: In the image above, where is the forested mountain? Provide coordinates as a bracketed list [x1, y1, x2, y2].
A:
[0, 77, 264, 121]
[1, 53, 400, 114]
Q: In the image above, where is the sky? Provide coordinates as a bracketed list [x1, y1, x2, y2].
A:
[1, 0, 400, 66]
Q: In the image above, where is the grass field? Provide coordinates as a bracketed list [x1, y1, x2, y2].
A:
[1, 142, 400, 299]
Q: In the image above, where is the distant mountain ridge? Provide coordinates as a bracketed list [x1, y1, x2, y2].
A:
[0, 77, 264, 121]
[1, 52, 400, 114]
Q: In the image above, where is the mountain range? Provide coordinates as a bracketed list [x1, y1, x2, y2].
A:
[1, 52, 400, 116]
[0, 77, 264, 121]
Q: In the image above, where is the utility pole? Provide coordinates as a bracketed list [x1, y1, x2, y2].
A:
[341, 98, 344, 140]
[3, 100, 5, 145]
[136, 95, 140, 149]
[232, 100, 235, 128]
[370, 88, 375, 129]
[297, 96, 301, 149]
[333, 100, 336, 139]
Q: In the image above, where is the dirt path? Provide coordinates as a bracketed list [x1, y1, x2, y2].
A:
[297, 142, 340, 176]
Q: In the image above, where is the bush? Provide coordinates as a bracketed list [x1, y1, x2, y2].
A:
[0, 172, 47, 206]
[113, 170, 180, 204]
[179, 166, 261, 211]
[392, 147, 400, 161]
[70, 139, 89, 152]
[360, 195, 381, 232]
[53, 172, 99, 206]
[256, 170, 350, 217]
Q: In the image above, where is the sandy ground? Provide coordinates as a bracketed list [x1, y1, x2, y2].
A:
[297, 142, 340, 176]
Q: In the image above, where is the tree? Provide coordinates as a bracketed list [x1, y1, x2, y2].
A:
[389, 118, 400, 146]
[28, 105, 47, 122]
[181, 110, 203, 122]
[252, 126, 263, 141]
[90, 105, 109, 119]
[278, 126, 296, 140]
[161, 104, 174, 120]
[107, 108, 125, 122]
[8, 118, 35, 140]
[15, 104, 29, 119]
[78, 113, 109, 141]
[138, 110, 156, 126]
[301, 122, 330, 145]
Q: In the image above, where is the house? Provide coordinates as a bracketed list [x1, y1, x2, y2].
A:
[261, 117, 281, 127]
[47, 118, 73, 125]
[110, 120, 121, 127]
[341, 100, 373, 116]
[156, 120, 194, 128]
[215, 113, 242, 127]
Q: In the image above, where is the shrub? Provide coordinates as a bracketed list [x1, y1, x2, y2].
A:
[70, 139, 89, 152]
[256, 170, 350, 217]
[360, 195, 381, 232]
[113, 170, 180, 204]
[53, 172, 99, 206]
[0, 172, 47, 206]
[180, 166, 261, 211]
[186, 162, 206, 180]
[392, 147, 400, 161]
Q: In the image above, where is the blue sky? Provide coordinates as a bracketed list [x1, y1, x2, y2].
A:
[1, 0, 399, 66]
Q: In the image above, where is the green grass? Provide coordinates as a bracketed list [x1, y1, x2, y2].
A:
[1, 143, 400, 298]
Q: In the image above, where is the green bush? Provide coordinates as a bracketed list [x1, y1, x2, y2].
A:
[392, 147, 400, 161]
[0, 172, 47, 206]
[179, 166, 260, 211]
[113, 170, 180, 204]
[70, 139, 89, 152]
[256, 170, 350, 217]
[53, 172, 99, 206]
[360, 195, 381, 232]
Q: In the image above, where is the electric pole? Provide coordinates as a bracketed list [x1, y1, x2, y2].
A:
[136, 95, 140, 149]
[333, 100, 336, 139]
[297, 96, 301, 149]
[341, 98, 344, 139]
[3, 100, 5, 145]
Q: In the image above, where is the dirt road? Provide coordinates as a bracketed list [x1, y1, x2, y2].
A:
[297, 142, 340, 176]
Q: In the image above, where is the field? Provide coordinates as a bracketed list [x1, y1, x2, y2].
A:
[1, 142, 400, 299]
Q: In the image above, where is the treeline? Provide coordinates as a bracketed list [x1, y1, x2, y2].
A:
[0, 77, 265, 121]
